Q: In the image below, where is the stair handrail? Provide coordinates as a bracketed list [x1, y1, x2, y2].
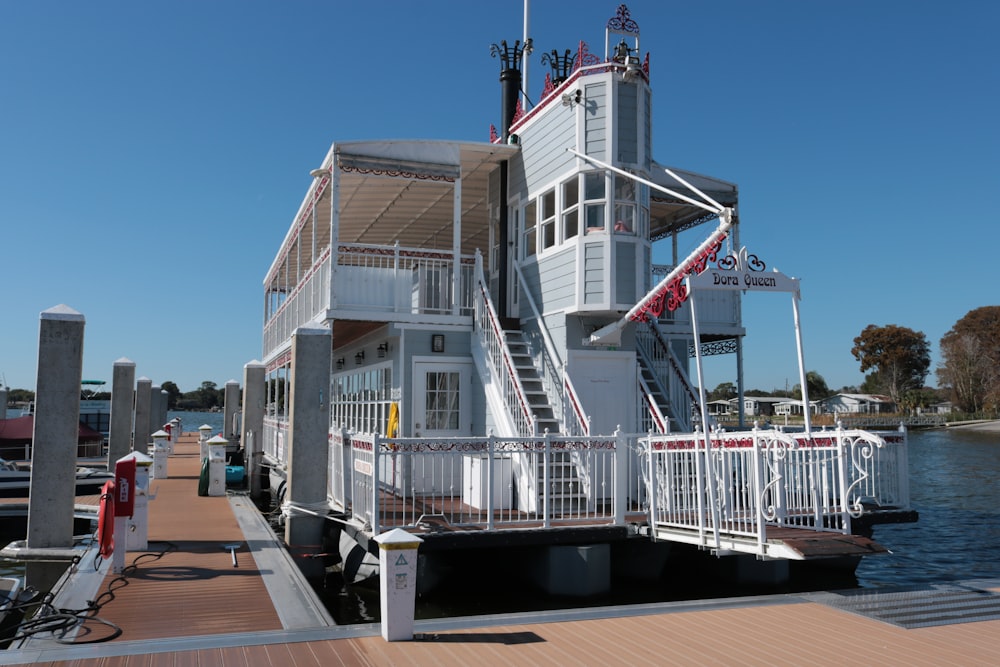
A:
[473, 255, 535, 435]
[635, 319, 700, 432]
[637, 371, 669, 434]
[512, 261, 590, 436]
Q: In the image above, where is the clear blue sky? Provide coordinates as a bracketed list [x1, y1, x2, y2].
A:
[1, 1, 997, 395]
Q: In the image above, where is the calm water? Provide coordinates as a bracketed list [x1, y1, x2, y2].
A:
[167, 410, 226, 436]
[855, 426, 1000, 587]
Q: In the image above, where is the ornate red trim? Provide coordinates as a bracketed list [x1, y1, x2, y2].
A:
[628, 233, 727, 322]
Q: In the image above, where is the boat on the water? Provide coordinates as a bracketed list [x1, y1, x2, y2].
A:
[0, 458, 113, 498]
[256, 4, 916, 592]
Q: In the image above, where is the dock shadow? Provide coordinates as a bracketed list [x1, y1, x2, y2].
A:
[414, 631, 545, 645]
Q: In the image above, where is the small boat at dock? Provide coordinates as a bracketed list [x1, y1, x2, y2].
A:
[0, 458, 113, 498]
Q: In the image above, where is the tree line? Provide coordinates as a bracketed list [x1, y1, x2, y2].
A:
[705, 305, 999, 416]
[2, 381, 226, 411]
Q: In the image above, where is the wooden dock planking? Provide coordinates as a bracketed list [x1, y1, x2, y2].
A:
[69, 433, 285, 642]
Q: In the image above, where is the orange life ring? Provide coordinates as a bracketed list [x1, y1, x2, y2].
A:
[98, 480, 115, 559]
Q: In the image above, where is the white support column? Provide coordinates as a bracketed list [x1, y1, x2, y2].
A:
[330, 162, 340, 309]
[452, 176, 462, 315]
[687, 287, 720, 550]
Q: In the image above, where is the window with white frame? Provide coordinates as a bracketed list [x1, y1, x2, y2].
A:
[523, 199, 537, 258]
[332, 364, 392, 434]
[562, 176, 579, 241]
[583, 171, 606, 234]
[613, 173, 636, 234]
[540, 189, 556, 250]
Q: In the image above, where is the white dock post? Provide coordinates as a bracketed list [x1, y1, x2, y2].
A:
[242, 361, 266, 499]
[206, 435, 228, 497]
[199, 423, 213, 460]
[151, 430, 170, 479]
[374, 529, 423, 641]
[121, 451, 154, 551]
[108, 358, 135, 464]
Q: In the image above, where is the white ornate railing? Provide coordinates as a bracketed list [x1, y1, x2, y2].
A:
[644, 425, 909, 549]
[322, 424, 908, 556]
[338, 430, 639, 533]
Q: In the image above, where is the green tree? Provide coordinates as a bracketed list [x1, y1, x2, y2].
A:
[6, 388, 34, 404]
[161, 381, 182, 410]
[191, 380, 219, 410]
[936, 306, 1000, 413]
[851, 324, 930, 407]
[792, 371, 831, 400]
[708, 382, 736, 401]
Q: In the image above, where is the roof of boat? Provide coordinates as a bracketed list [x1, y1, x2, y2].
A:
[648, 161, 738, 240]
[0, 415, 105, 445]
[265, 140, 517, 284]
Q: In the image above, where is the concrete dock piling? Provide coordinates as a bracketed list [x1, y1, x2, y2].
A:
[25, 304, 86, 591]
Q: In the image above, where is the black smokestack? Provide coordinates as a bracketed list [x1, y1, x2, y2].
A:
[491, 39, 532, 143]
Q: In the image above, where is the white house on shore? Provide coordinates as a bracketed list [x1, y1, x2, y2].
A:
[818, 393, 896, 415]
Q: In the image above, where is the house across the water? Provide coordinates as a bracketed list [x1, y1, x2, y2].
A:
[257, 5, 914, 594]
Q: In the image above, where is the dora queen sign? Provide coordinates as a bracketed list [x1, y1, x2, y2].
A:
[685, 246, 813, 436]
[686, 247, 800, 295]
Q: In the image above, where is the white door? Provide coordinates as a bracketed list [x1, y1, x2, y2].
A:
[409, 361, 471, 494]
[568, 350, 636, 436]
[569, 350, 637, 501]
[412, 362, 471, 438]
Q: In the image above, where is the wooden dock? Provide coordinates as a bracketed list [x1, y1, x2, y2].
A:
[2, 432, 999, 665]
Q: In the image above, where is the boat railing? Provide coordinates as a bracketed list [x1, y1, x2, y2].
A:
[263, 249, 333, 357]
[338, 430, 641, 534]
[644, 425, 908, 548]
[262, 416, 289, 465]
[333, 242, 476, 316]
[263, 243, 477, 358]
